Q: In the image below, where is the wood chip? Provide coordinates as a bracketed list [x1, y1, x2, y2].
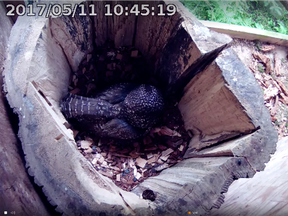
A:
[111, 153, 131, 158]
[131, 50, 138, 57]
[107, 51, 115, 57]
[161, 148, 174, 157]
[92, 158, 97, 165]
[82, 67, 86, 74]
[265, 58, 271, 74]
[150, 127, 161, 134]
[116, 174, 121, 181]
[276, 79, 288, 97]
[252, 52, 272, 74]
[70, 88, 81, 94]
[85, 137, 94, 143]
[147, 155, 159, 164]
[135, 157, 147, 168]
[253, 52, 270, 63]
[160, 126, 181, 137]
[119, 148, 131, 154]
[160, 155, 170, 162]
[157, 144, 167, 150]
[144, 146, 158, 151]
[143, 136, 152, 145]
[107, 63, 116, 70]
[154, 163, 169, 172]
[110, 166, 121, 172]
[129, 151, 139, 158]
[147, 153, 154, 159]
[73, 75, 78, 86]
[116, 53, 123, 60]
[264, 85, 279, 101]
[274, 54, 282, 76]
[84, 147, 93, 153]
[133, 167, 138, 176]
[178, 145, 184, 151]
[98, 156, 105, 164]
[106, 158, 114, 164]
[271, 95, 279, 117]
[280, 93, 288, 105]
[135, 172, 142, 180]
[109, 145, 117, 152]
[157, 159, 164, 164]
[87, 54, 92, 62]
[254, 73, 267, 87]
[79, 140, 93, 149]
[167, 139, 183, 148]
[261, 45, 275, 52]
[95, 147, 101, 153]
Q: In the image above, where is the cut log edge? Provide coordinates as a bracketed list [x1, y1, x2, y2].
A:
[132, 156, 256, 215]
[200, 20, 288, 47]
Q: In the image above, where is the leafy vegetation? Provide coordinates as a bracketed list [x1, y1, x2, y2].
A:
[258, 63, 265, 73]
[181, 0, 288, 35]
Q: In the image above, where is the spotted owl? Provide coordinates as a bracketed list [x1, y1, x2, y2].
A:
[60, 83, 164, 139]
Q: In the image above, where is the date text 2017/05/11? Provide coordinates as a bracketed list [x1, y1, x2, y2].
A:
[6, 3, 177, 18]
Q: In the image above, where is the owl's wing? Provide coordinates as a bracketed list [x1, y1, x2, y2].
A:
[96, 83, 137, 104]
[99, 118, 144, 140]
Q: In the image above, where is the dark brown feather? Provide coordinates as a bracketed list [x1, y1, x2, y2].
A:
[60, 83, 164, 139]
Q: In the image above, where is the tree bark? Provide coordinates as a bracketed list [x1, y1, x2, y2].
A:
[0, 2, 50, 215]
[280, 1, 288, 11]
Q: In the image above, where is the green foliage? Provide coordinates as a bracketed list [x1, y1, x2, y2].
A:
[180, 0, 288, 35]
[258, 63, 265, 73]
[262, 1, 287, 18]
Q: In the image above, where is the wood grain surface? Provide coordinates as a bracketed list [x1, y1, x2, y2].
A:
[0, 2, 50, 215]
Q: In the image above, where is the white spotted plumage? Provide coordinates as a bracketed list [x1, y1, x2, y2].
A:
[60, 83, 164, 139]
